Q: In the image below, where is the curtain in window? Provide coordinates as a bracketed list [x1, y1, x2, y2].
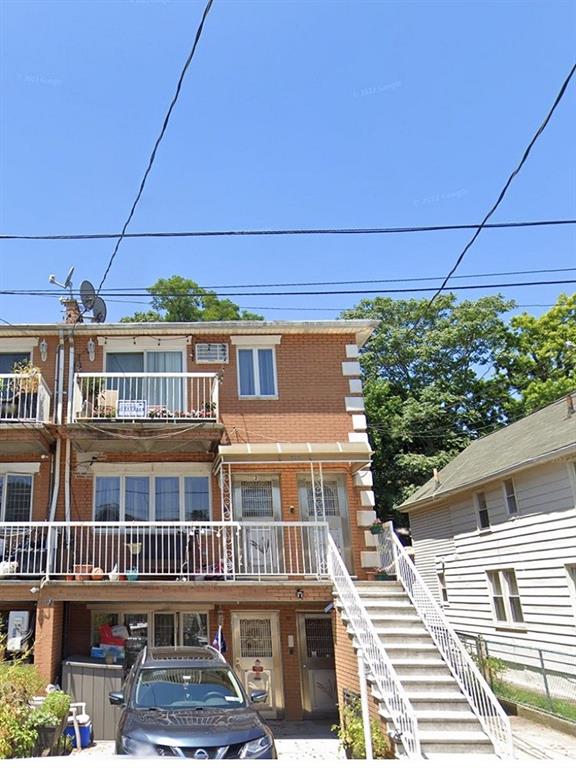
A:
[258, 349, 275, 395]
[184, 477, 210, 521]
[238, 349, 255, 396]
[125, 477, 150, 522]
[95, 477, 121, 522]
[155, 477, 180, 521]
[146, 352, 183, 413]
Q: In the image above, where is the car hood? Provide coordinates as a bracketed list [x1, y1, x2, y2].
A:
[124, 707, 269, 747]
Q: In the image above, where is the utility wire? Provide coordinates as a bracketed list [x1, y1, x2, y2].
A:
[2, 266, 575, 294]
[1, 218, 574, 242]
[96, 0, 215, 294]
[426, 62, 576, 309]
[0, 278, 575, 299]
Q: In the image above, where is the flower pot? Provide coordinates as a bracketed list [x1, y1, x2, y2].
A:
[91, 567, 104, 581]
[375, 572, 396, 581]
[74, 564, 93, 581]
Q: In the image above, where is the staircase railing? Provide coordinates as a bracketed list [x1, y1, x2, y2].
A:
[326, 535, 421, 758]
[377, 522, 514, 758]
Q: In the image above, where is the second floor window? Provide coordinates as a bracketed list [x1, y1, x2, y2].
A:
[0, 473, 33, 522]
[503, 479, 519, 516]
[487, 569, 524, 624]
[0, 352, 30, 375]
[237, 348, 277, 397]
[474, 491, 490, 529]
[94, 475, 210, 522]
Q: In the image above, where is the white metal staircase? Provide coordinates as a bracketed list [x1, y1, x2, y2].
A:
[326, 526, 513, 759]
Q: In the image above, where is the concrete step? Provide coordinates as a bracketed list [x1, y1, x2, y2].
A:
[416, 712, 485, 733]
[362, 599, 417, 612]
[355, 586, 408, 598]
[399, 675, 462, 694]
[407, 692, 472, 713]
[391, 659, 448, 675]
[368, 614, 424, 628]
[383, 644, 443, 661]
[375, 627, 430, 640]
[419, 731, 494, 755]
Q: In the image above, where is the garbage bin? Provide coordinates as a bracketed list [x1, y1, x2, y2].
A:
[123, 637, 147, 677]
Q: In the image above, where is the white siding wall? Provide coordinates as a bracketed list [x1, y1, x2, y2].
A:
[409, 460, 576, 668]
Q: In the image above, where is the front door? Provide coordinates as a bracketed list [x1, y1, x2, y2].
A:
[297, 614, 337, 718]
[299, 476, 352, 570]
[231, 612, 283, 719]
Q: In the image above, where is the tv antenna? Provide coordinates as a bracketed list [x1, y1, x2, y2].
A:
[48, 266, 75, 295]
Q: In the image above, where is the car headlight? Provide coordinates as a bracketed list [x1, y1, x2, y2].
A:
[239, 734, 273, 758]
[120, 735, 157, 756]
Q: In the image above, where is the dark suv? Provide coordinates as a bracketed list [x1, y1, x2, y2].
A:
[109, 646, 276, 759]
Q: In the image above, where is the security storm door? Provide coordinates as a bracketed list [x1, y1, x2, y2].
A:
[297, 614, 337, 718]
[299, 477, 352, 570]
[233, 476, 282, 575]
[231, 612, 283, 719]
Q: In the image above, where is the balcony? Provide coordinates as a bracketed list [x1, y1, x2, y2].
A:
[0, 521, 330, 581]
[0, 373, 51, 424]
[72, 373, 219, 423]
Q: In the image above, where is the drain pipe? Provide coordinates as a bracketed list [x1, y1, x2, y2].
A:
[64, 332, 75, 525]
[45, 333, 65, 581]
[55, 330, 65, 425]
[357, 650, 373, 760]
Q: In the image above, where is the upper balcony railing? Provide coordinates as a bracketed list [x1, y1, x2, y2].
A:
[0, 374, 52, 424]
[71, 373, 219, 423]
[0, 521, 329, 581]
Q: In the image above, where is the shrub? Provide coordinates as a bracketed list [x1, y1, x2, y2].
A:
[41, 691, 72, 723]
[0, 706, 38, 759]
[332, 700, 395, 759]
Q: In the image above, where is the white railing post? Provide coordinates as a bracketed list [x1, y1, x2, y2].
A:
[377, 524, 514, 758]
[357, 650, 373, 760]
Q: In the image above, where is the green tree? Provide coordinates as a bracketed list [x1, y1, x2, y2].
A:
[120, 276, 263, 322]
[341, 294, 515, 520]
[497, 293, 576, 415]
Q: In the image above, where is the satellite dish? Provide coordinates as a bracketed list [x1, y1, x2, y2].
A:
[64, 266, 75, 289]
[92, 296, 107, 323]
[80, 280, 97, 310]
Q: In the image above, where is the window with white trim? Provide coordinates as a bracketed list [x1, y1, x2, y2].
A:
[474, 491, 490, 529]
[93, 475, 210, 522]
[487, 569, 524, 624]
[566, 565, 576, 622]
[237, 348, 277, 397]
[232, 476, 281, 520]
[195, 343, 228, 364]
[90, 610, 209, 648]
[0, 473, 33, 522]
[437, 569, 449, 604]
[0, 352, 30, 375]
[503, 479, 519, 516]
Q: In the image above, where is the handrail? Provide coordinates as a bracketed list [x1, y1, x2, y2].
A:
[377, 522, 513, 758]
[74, 372, 217, 379]
[325, 535, 421, 758]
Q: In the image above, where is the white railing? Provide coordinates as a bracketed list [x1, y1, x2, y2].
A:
[377, 522, 513, 758]
[326, 535, 421, 758]
[72, 373, 219, 422]
[0, 521, 330, 581]
[0, 374, 51, 423]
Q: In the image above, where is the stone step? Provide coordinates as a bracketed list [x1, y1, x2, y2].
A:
[399, 675, 462, 694]
[416, 713, 485, 733]
[383, 643, 442, 660]
[391, 658, 448, 675]
[419, 731, 494, 755]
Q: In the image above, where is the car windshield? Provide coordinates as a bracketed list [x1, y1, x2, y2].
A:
[134, 667, 246, 710]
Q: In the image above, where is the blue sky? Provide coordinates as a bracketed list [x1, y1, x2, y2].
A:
[1, 0, 574, 324]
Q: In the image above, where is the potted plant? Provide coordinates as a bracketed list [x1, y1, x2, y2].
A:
[332, 700, 395, 759]
[31, 691, 71, 757]
[12, 361, 42, 419]
[369, 520, 384, 535]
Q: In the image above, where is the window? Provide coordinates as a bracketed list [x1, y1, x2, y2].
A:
[94, 475, 210, 522]
[195, 343, 228, 364]
[91, 610, 208, 649]
[237, 348, 277, 397]
[0, 352, 30, 375]
[0, 474, 33, 522]
[437, 570, 449, 604]
[567, 565, 576, 620]
[475, 491, 490, 529]
[232, 476, 281, 521]
[503, 479, 519, 516]
[106, 350, 184, 412]
[303, 480, 343, 517]
[487, 569, 524, 624]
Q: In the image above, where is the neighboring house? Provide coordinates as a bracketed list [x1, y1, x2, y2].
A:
[0, 310, 381, 735]
[400, 395, 576, 678]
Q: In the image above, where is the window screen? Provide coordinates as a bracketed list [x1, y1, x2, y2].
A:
[240, 481, 274, 518]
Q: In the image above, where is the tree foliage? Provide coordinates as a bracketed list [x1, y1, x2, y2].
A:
[341, 294, 515, 520]
[120, 276, 263, 323]
[497, 293, 576, 415]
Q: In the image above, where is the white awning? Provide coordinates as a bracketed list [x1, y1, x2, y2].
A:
[218, 441, 371, 469]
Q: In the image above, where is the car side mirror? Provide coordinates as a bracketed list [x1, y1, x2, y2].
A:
[109, 691, 125, 706]
[250, 690, 268, 704]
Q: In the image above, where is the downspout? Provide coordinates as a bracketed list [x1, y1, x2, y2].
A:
[46, 333, 65, 580]
[65, 332, 75, 525]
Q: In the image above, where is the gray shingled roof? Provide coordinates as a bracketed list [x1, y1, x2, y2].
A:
[400, 394, 576, 510]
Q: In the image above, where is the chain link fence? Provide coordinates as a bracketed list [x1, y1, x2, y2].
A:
[458, 633, 576, 722]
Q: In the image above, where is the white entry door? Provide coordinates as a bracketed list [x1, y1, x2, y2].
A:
[299, 476, 352, 570]
[231, 612, 283, 719]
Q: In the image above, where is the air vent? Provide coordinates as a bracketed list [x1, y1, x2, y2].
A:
[195, 343, 229, 364]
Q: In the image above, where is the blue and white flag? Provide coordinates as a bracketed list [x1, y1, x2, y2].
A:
[212, 624, 227, 654]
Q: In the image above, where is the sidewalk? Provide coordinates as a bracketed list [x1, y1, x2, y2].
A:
[510, 715, 576, 760]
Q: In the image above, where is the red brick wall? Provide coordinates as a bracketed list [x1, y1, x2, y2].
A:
[34, 599, 64, 684]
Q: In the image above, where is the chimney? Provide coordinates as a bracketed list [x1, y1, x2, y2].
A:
[62, 299, 83, 324]
[567, 393, 575, 417]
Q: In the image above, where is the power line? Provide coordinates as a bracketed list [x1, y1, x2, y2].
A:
[2, 266, 575, 294]
[0, 278, 575, 299]
[427, 62, 576, 309]
[96, 0, 215, 294]
[1, 218, 575, 242]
